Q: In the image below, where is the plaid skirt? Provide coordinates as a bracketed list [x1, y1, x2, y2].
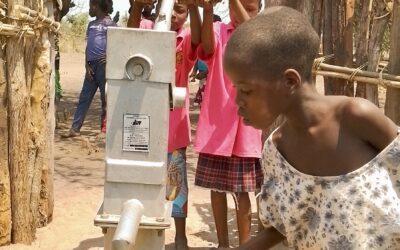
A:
[195, 153, 263, 193]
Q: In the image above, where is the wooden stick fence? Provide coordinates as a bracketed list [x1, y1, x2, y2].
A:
[0, 22, 35, 37]
[16, 5, 61, 32]
[313, 56, 400, 89]
[0, 3, 60, 37]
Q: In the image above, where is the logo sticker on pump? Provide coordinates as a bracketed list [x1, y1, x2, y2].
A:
[122, 114, 150, 152]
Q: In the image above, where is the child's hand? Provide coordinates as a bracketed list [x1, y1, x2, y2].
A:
[85, 63, 94, 80]
[99, 55, 107, 65]
[196, 0, 214, 10]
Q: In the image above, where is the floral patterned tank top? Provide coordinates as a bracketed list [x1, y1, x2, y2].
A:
[259, 131, 400, 250]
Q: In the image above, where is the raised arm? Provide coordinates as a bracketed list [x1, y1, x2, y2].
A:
[200, 2, 215, 56]
[127, 1, 145, 28]
[229, 0, 250, 25]
[188, 4, 201, 45]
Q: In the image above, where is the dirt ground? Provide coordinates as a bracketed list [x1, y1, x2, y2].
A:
[2, 52, 287, 250]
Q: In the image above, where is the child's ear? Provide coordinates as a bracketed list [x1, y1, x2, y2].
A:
[283, 69, 301, 94]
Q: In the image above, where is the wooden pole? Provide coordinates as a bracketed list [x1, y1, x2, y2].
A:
[0, 0, 55, 246]
[30, 32, 52, 228]
[355, 0, 373, 98]
[344, 0, 355, 96]
[317, 62, 400, 82]
[16, 5, 60, 31]
[315, 71, 400, 88]
[0, 39, 11, 245]
[325, 0, 354, 96]
[385, 0, 400, 124]
[5, 0, 45, 244]
[323, 0, 335, 95]
[312, 0, 323, 36]
[6, 0, 36, 243]
[38, 0, 55, 227]
[301, 0, 324, 36]
[365, 0, 391, 106]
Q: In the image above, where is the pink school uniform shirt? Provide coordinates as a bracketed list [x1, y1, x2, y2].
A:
[195, 22, 262, 158]
[139, 18, 154, 29]
[139, 20, 195, 152]
[169, 28, 197, 152]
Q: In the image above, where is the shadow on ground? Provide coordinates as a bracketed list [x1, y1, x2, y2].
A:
[72, 236, 103, 250]
[54, 89, 106, 188]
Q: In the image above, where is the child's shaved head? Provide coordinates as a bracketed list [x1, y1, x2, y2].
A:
[224, 6, 320, 82]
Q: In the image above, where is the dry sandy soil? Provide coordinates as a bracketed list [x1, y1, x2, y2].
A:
[2, 52, 287, 250]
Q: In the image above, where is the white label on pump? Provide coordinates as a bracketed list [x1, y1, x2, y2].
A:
[123, 114, 150, 152]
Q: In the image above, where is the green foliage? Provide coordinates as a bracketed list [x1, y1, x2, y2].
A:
[66, 12, 89, 37]
[59, 12, 89, 53]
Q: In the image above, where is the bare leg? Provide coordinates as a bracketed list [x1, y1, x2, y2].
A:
[255, 189, 265, 233]
[211, 190, 229, 248]
[174, 217, 188, 250]
[236, 192, 252, 245]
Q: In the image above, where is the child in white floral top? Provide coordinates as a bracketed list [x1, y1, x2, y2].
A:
[223, 6, 400, 250]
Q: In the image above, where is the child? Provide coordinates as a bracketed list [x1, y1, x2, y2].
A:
[223, 7, 400, 249]
[128, 0, 156, 28]
[191, 14, 221, 107]
[129, 2, 201, 250]
[194, 0, 263, 248]
[62, 0, 116, 137]
[190, 59, 208, 106]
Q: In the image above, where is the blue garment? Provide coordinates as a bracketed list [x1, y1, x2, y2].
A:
[86, 16, 117, 61]
[196, 60, 208, 72]
[167, 148, 188, 218]
[71, 60, 106, 132]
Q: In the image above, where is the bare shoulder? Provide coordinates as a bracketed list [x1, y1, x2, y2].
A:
[340, 97, 398, 150]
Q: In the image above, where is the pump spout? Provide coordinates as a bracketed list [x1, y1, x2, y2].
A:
[112, 199, 144, 250]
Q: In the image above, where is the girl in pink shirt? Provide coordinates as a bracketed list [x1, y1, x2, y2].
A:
[129, 2, 201, 250]
[195, 0, 263, 248]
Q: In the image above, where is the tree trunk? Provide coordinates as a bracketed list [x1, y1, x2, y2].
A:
[0, 0, 55, 246]
[0, 38, 11, 245]
[355, 0, 372, 98]
[7, 0, 36, 243]
[365, 0, 390, 106]
[384, 0, 400, 124]
[323, 0, 336, 95]
[305, 0, 324, 36]
[322, 0, 354, 96]
[334, 0, 354, 96]
[344, 0, 355, 96]
[30, 34, 51, 228]
[37, 1, 55, 227]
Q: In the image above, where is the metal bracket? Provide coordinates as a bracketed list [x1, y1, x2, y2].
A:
[94, 203, 171, 230]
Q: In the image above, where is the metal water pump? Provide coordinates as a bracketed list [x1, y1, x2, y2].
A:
[94, 1, 185, 249]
